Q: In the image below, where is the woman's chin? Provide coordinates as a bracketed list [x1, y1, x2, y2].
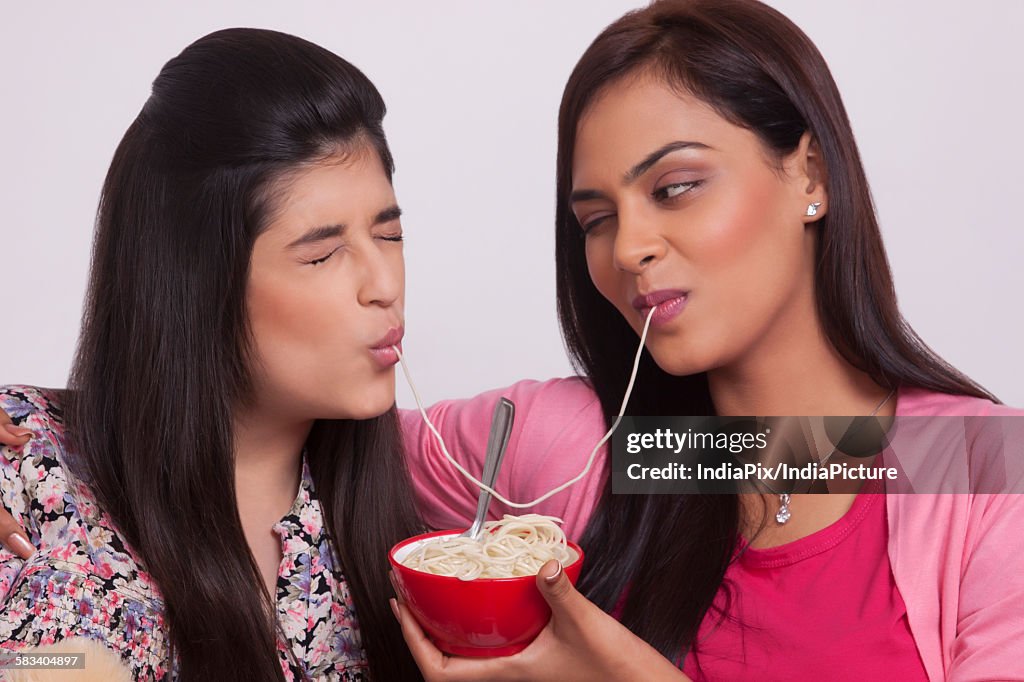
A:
[648, 346, 724, 379]
[332, 387, 396, 420]
[342, 402, 394, 420]
[310, 372, 396, 420]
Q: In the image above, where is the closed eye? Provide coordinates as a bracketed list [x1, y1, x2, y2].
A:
[303, 246, 342, 266]
[581, 213, 615, 235]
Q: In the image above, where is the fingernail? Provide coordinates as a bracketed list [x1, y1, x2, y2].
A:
[544, 561, 563, 584]
[5, 426, 32, 439]
[6, 532, 35, 559]
[389, 597, 401, 623]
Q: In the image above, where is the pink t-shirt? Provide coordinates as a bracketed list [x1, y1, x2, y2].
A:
[681, 477, 928, 680]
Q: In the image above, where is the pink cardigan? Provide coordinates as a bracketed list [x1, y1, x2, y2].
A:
[401, 379, 1024, 682]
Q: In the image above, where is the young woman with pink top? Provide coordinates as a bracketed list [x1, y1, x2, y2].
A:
[388, 1, 1024, 679]
[2, 1, 1022, 681]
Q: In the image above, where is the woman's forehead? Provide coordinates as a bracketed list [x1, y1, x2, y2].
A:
[260, 150, 396, 240]
[573, 78, 746, 182]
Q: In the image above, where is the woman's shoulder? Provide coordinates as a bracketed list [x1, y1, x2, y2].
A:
[400, 377, 606, 537]
[406, 376, 600, 416]
[1, 384, 76, 540]
[0, 385, 171, 677]
[1, 384, 67, 443]
[896, 385, 1024, 417]
[402, 376, 605, 474]
[0, 385, 159, 592]
[399, 376, 604, 462]
[892, 385, 1024, 490]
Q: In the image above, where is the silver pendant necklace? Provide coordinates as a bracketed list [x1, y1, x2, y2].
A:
[776, 389, 895, 525]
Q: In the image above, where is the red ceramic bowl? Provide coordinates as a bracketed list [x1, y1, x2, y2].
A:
[389, 529, 584, 657]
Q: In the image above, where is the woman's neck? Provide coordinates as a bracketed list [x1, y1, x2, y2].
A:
[708, 317, 891, 418]
[232, 407, 312, 517]
[230, 407, 313, 597]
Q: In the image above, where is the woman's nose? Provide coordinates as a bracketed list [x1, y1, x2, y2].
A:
[612, 209, 667, 274]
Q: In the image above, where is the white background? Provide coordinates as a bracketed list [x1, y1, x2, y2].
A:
[1, 1, 1021, 408]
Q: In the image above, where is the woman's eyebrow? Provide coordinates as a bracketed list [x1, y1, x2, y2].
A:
[569, 189, 608, 204]
[570, 141, 710, 205]
[622, 140, 709, 184]
[285, 205, 402, 249]
[287, 224, 346, 249]
[373, 205, 402, 225]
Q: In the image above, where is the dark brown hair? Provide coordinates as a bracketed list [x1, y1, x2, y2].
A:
[554, 0, 994, 668]
[68, 28, 422, 681]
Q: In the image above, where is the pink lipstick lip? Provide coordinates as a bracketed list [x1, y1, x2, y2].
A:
[632, 290, 689, 327]
[369, 326, 404, 368]
[371, 326, 404, 350]
[632, 289, 688, 310]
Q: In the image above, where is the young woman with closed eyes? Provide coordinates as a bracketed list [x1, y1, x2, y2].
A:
[0, 27, 425, 681]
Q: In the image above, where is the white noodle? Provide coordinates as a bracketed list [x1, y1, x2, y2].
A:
[393, 306, 657, 579]
[393, 305, 656, 509]
[400, 514, 571, 580]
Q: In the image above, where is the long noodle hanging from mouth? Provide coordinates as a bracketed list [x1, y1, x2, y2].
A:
[393, 307, 657, 579]
[394, 305, 657, 509]
[400, 514, 572, 580]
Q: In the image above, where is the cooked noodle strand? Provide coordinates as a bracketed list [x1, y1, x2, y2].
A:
[394, 305, 656, 508]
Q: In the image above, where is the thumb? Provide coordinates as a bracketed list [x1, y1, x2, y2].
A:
[0, 411, 32, 448]
[536, 559, 579, 613]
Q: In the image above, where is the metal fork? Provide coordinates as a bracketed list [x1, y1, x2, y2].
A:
[459, 397, 515, 540]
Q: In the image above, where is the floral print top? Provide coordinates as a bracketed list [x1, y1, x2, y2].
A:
[0, 385, 369, 681]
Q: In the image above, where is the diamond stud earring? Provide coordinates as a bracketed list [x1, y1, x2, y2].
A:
[806, 202, 822, 217]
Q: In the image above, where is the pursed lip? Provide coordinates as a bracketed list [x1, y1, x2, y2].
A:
[371, 326, 404, 349]
[631, 289, 690, 328]
[631, 289, 689, 311]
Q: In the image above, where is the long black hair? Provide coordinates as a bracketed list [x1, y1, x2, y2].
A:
[67, 28, 422, 681]
[554, 0, 995, 668]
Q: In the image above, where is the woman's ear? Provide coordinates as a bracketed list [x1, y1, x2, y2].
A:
[4, 637, 133, 682]
[787, 132, 828, 223]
